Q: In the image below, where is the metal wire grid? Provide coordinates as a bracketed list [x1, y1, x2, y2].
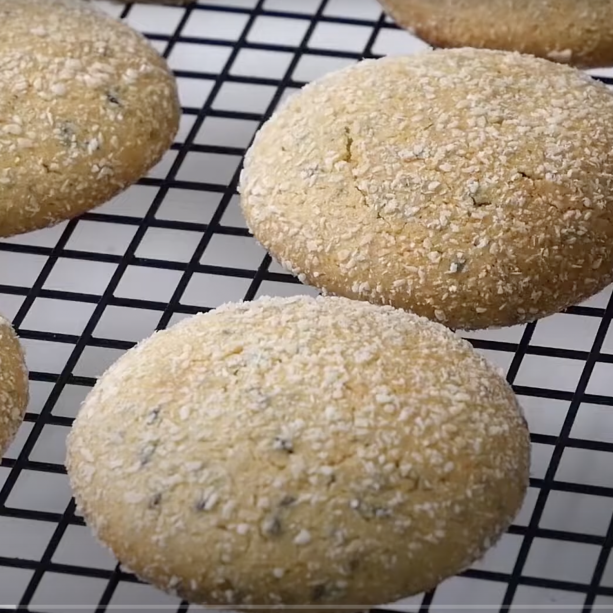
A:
[0, 0, 613, 611]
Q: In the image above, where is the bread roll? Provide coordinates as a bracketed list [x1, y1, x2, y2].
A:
[66, 295, 530, 610]
[240, 48, 613, 330]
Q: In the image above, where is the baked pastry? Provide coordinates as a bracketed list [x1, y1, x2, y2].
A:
[240, 48, 613, 330]
[0, 0, 180, 238]
[66, 295, 530, 610]
[378, 0, 613, 69]
[0, 315, 29, 458]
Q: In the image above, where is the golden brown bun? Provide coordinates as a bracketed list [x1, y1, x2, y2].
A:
[66, 295, 530, 610]
[240, 48, 613, 330]
[378, 0, 613, 69]
[0, 316, 29, 458]
[0, 0, 180, 238]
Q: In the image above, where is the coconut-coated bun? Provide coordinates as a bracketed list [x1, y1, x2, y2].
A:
[66, 295, 530, 610]
[239, 48, 613, 330]
[0, 316, 29, 458]
[0, 0, 180, 238]
[378, 0, 613, 69]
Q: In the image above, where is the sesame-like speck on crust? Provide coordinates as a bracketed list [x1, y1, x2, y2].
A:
[66, 295, 530, 610]
[239, 48, 613, 331]
[378, 0, 613, 69]
[0, 0, 180, 238]
[0, 314, 29, 459]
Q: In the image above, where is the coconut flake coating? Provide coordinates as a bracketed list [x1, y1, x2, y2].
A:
[379, 0, 613, 69]
[239, 48, 613, 330]
[66, 295, 530, 610]
[0, 315, 29, 458]
[0, 0, 180, 237]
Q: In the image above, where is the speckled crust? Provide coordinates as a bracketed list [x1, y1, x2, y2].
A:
[0, 315, 29, 459]
[66, 295, 530, 610]
[239, 49, 613, 331]
[0, 0, 180, 238]
[378, 0, 613, 69]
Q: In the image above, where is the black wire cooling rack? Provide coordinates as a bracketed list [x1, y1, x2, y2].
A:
[2, 0, 613, 611]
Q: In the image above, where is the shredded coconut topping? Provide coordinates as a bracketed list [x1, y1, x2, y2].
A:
[240, 48, 613, 330]
[66, 295, 530, 608]
[0, 316, 29, 458]
[0, 0, 179, 237]
[379, 0, 613, 69]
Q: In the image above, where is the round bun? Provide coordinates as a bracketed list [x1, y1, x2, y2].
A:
[0, 316, 29, 458]
[0, 0, 180, 238]
[378, 0, 613, 69]
[66, 295, 530, 610]
[240, 48, 613, 330]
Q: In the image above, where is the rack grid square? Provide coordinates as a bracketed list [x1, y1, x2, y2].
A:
[1, 1, 613, 612]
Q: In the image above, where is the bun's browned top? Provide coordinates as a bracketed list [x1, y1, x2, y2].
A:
[67, 295, 529, 610]
[0, 0, 180, 237]
[241, 48, 613, 330]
